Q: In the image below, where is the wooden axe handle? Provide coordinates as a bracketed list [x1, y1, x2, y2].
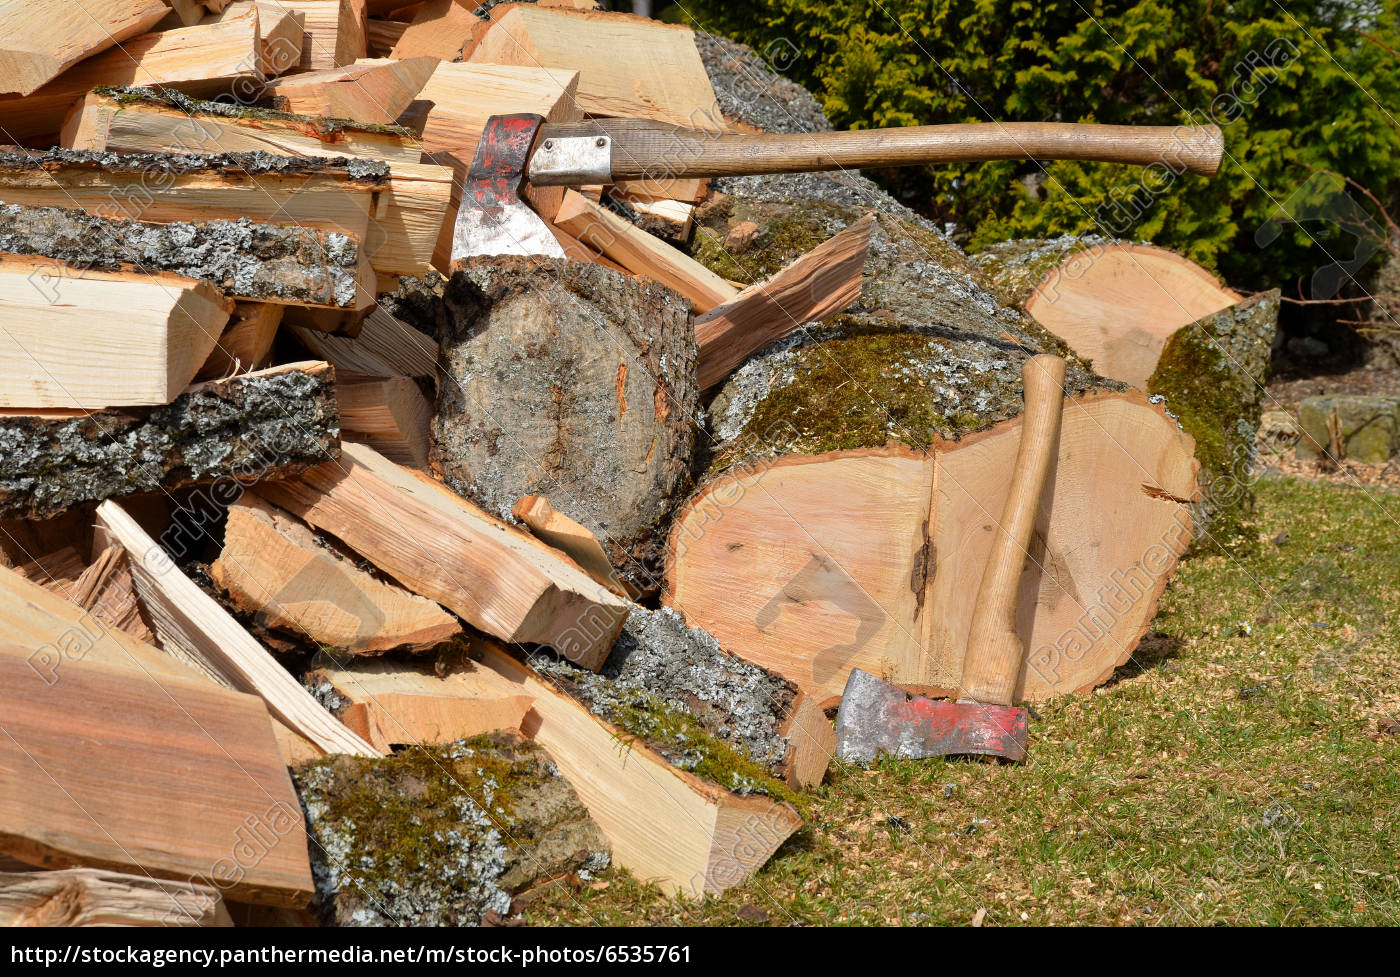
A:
[538, 120, 1224, 181]
[959, 354, 1068, 707]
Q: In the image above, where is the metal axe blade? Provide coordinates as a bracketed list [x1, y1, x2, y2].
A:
[450, 113, 565, 263]
[834, 669, 1028, 763]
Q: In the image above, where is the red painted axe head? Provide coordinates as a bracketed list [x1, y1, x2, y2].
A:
[449, 113, 565, 263]
[835, 668, 1029, 763]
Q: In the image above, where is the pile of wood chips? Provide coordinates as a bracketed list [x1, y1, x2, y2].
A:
[0, 0, 1274, 927]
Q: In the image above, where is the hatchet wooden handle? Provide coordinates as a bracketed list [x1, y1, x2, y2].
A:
[531, 120, 1224, 184]
[959, 354, 1067, 708]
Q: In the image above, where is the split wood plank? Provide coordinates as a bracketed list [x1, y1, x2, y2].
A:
[307, 658, 534, 753]
[475, 640, 802, 895]
[0, 644, 313, 907]
[614, 176, 709, 204]
[290, 305, 440, 378]
[0, 255, 232, 409]
[210, 493, 459, 653]
[366, 161, 454, 277]
[279, 0, 367, 69]
[61, 87, 424, 165]
[389, 0, 486, 60]
[247, 2, 309, 77]
[695, 214, 873, 388]
[553, 189, 737, 313]
[263, 55, 437, 124]
[364, 16, 409, 56]
[256, 441, 631, 670]
[337, 372, 433, 469]
[468, 5, 722, 129]
[195, 303, 283, 380]
[0, 567, 314, 907]
[20, 545, 155, 645]
[408, 61, 581, 266]
[0, 868, 231, 926]
[512, 495, 627, 597]
[0, 4, 282, 145]
[94, 500, 381, 757]
[0, 0, 170, 96]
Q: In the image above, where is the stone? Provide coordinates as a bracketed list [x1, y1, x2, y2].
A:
[1297, 394, 1400, 463]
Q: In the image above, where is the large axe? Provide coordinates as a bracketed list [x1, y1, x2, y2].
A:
[834, 354, 1069, 764]
[450, 115, 1223, 261]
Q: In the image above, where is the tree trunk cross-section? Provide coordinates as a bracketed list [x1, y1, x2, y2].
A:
[434, 257, 698, 594]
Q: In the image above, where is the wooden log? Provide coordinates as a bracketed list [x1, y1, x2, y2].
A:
[975, 239, 1243, 389]
[434, 258, 697, 594]
[256, 442, 631, 670]
[529, 606, 834, 789]
[290, 303, 439, 377]
[0, 0, 170, 96]
[0, 868, 231, 927]
[552, 190, 737, 313]
[407, 61, 581, 266]
[614, 177, 709, 205]
[279, 0, 367, 69]
[975, 238, 1280, 544]
[247, 1, 309, 77]
[19, 545, 155, 645]
[0, 568, 314, 907]
[293, 732, 609, 925]
[337, 372, 432, 468]
[61, 91, 451, 278]
[475, 640, 802, 896]
[389, 0, 486, 60]
[306, 658, 534, 752]
[0, 4, 282, 145]
[0, 255, 232, 409]
[95, 499, 381, 757]
[0, 149, 387, 268]
[0, 361, 340, 520]
[195, 302, 283, 380]
[695, 213, 873, 388]
[467, 6, 723, 129]
[0, 202, 375, 311]
[263, 55, 437, 124]
[61, 87, 424, 165]
[210, 493, 459, 653]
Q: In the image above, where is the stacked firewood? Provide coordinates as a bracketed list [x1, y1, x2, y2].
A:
[0, 0, 1275, 927]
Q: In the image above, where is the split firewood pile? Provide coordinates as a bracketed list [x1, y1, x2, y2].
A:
[0, 0, 1278, 927]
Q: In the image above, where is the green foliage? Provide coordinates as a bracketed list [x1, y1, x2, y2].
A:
[679, 0, 1400, 291]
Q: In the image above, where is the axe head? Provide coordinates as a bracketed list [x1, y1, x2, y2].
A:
[835, 668, 1028, 763]
[450, 113, 565, 263]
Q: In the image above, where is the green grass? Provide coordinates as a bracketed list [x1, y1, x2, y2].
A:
[524, 475, 1400, 926]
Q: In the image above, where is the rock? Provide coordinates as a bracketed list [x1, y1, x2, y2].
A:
[432, 257, 698, 594]
[293, 733, 609, 927]
[1297, 394, 1400, 463]
[723, 220, 762, 253]
[1258, 409, 1303, 458]
[1287, 335, 1331, 359]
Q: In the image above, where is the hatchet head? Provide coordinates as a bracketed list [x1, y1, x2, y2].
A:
[450, 113, 565, 263]
[834, 668, 1029, 763]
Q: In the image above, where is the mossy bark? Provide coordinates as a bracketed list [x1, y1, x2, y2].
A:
[293, 733, 609, 926]
[1148, 290, 1282, 549]
[0, 147, 390, 183]
[431, 258, 698, 594]
[527, 607, 812, 803]
[0, 202, 365, 308]
[0, 365, 340, 519]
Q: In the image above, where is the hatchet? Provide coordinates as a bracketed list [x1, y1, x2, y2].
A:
[834, 353, 1069, 763]
[450, 115, 1224, 261]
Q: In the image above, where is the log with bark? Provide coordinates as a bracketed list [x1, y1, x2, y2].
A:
[292, 732, 610, 926]
[0, 361, 340, 519]
[975, 237, 1280, 544]
[670, 175, 1198, 708]
[431, 258, 698, 595]
[0, 201, 373, 310]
